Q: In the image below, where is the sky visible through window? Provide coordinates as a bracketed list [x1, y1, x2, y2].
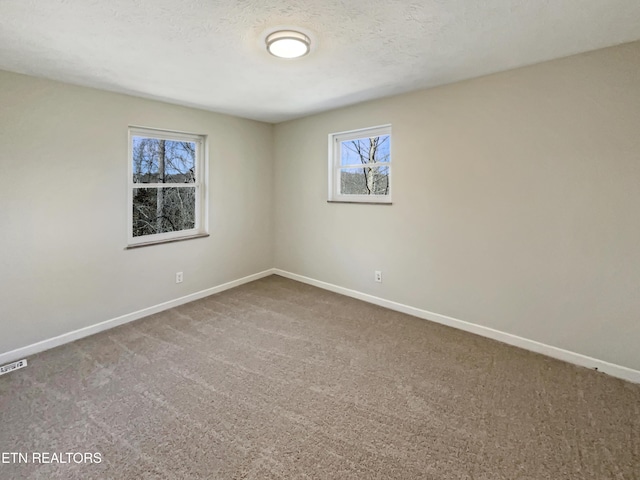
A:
[132, 137, 196, 182]
[340, 135, 390, 166]
[339, 135, 390, 195]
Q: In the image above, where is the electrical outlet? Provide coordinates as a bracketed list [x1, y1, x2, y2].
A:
[176, 272, 183, 284]
[375, 270, 382, 283]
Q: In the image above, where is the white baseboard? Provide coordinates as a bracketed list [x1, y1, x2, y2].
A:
[0, 269, 276, 366]
[4, 267, 638, 385]
[273, 269, 640, 384]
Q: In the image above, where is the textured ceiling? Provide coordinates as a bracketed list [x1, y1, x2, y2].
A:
[1, 0, 639, 123]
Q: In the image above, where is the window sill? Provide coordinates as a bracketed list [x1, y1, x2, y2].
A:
[125, 233, 210, 249]
[327, 200, 393, 205]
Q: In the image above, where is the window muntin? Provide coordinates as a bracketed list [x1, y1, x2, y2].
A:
[329, 125, 392, 203]
[128, 127, 207, 246]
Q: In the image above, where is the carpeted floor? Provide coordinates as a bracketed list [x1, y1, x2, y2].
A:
[1, 275, 639, 479]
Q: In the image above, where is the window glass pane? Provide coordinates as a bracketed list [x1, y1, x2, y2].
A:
[340, 165, 389, 195]
[340, 135, 390, 166]
[132, 187, 196, 237]
[132, 137, 196, 184]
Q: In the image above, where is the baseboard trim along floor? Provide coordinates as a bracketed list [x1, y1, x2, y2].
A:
[272, 269, 640, 384]
[0, 269, 274, 366]
[2, 268, 638, 384]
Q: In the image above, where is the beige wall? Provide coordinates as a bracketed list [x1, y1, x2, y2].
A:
[0, 70, 274, 355]
[273, 42, 640, 370]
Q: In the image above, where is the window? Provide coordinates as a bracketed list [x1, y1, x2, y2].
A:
[128, 127, 207, 246]
[328, 125, 391, 203]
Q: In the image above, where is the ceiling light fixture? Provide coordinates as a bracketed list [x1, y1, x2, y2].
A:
[266, 30, 310, 59]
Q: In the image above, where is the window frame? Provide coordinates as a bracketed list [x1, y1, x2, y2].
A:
[328, 124, 392, 204]
[127, 126, 208, 247]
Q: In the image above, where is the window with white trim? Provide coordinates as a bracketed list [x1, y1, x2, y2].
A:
[128, 127, 207, 246]
[328, 125, 391, 203]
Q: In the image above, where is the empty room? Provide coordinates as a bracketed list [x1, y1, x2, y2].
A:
[1, 1, 639, 478]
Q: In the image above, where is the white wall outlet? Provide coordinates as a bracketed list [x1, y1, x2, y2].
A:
[375, 270, 382, 283]
[0, 359, 27, 376]
[176, 272, 183, 284]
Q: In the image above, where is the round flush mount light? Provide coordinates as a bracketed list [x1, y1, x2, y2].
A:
[266, 30, 311, 59]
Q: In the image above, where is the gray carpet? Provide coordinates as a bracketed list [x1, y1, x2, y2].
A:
[1, 275, 638, 479]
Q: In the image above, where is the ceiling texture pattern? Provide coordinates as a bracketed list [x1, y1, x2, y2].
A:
[1, 0, 639, 122]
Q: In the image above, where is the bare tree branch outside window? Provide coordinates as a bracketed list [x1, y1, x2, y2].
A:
[131, 137, 197, 237]
[340, 135, 390, 196]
